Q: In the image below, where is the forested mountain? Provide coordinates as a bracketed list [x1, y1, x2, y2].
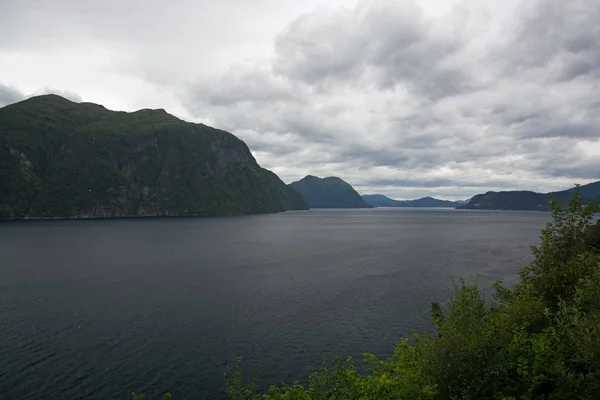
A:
[0, 95, 307, 219]
[362, 194, 462, 208]
[289, 175, 370, 208]
[458, 181, 600, 210]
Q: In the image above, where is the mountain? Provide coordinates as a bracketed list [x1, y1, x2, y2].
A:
[0, 95, 308, 219]
[361, 194, 399, 207]
[457, 181, 600, 210]
[289, 175, 370, 208]
[362, 194, 462, 208]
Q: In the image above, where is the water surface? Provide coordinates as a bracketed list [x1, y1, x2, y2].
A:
[0, 208, 551, 399]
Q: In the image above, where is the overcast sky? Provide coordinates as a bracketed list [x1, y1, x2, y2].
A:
[1, 0, 599, 200]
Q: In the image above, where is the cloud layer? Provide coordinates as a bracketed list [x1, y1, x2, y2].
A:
[1, 0, 599, 199]
[0, 84, 25, 107]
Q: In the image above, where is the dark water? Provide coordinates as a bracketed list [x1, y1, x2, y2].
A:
[0, 208, 551, 400]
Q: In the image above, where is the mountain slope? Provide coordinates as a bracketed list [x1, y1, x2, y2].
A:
[361, 194, 399, 207]
[0, 95, 307, 219]
[458, 181, 600, 210]
[289, 175, 370, 208]
[362, 194, 461, 208]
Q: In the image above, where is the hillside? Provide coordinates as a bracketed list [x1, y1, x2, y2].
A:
[458, 181, 600, 210]
[289, 175, 370, 208]
[0, 95, 308, 219]
[362, 194, 462, 208]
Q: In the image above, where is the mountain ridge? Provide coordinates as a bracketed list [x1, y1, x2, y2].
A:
[362, 194, 463, 208]
[0, 95, 308, 219]
[289, 175, 370, 208]
[458, 181, 600, 210]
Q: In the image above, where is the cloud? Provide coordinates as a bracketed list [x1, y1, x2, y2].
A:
[180, 0, 600, 199]
[272, 0, 471, 98]
[37, 87, 83, 103]
[0, 83, 25, 107]
[0, 84, 83, 107]
[504, 0, 600, 82]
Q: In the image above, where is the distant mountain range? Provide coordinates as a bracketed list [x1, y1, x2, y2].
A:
[289, 175, 371, 209]
[458, 181, 600, 210]
[363, 181, 600, 211]
[362, 194, 464, 208]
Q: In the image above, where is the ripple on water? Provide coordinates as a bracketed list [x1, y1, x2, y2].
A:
[0, 209, 550, 399]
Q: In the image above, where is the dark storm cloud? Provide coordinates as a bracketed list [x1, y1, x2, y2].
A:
[0, 84, 25, 107]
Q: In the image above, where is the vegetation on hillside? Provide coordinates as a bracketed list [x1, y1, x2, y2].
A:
[458, 181, 600, 210]
[224, 189, 600, 399]
[0, 95, 307, 219]
[361, 194, 462, 208]
[289, 175, 371, 209]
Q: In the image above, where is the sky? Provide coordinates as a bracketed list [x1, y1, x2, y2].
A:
[1, 0, 599, 200]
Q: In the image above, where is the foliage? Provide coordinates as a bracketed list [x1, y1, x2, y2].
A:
[226, 189, 600, 399]
[457, 181, 600, 211]
[289, 175, 371, 209]
[361, 194, 461, 208]
[0, 95, 307, 219]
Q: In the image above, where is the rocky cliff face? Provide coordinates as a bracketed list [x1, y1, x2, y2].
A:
[0, 95, 307, 219]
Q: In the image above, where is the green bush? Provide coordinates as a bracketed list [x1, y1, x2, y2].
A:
[225, 189, 600, 399]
